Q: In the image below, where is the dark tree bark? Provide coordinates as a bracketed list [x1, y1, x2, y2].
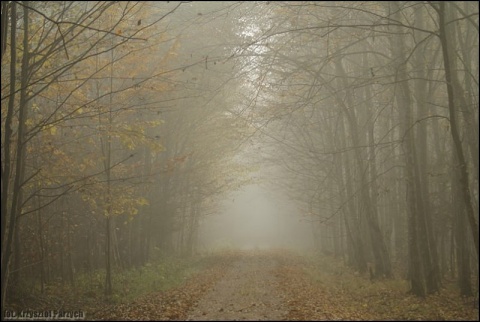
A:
[452, 154, 473, 296]
[0, 2, 8, 61]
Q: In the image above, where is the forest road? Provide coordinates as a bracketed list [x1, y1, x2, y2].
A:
[185, 252, 288, 321]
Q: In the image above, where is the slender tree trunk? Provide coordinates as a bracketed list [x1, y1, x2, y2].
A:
[37, 205, 45, 293]
[334, 110, 367, 273]
[392, 33, 426, 295]
[105, 215, 112, 296]
[66, 215, 75, 289]
[454, 6, 479, 188]
[453, 154, 473, 296]
[412, 7, 441, 293]
[11, 215, 21, 289]
[0, 2, 9, 61]
[103, 30, 115, 297]
[104, 91, 113, 297]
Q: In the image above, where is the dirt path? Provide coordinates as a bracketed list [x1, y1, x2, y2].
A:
[186, 252, 288, 321]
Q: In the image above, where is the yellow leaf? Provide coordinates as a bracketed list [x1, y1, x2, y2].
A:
[43, 125, 57, 135]
[137, 197, 149, 206]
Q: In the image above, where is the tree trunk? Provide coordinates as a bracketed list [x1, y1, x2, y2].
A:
[334, 110, 367, 273]
[412, 7, 441, 294]
[105, 215, 112, 296]
[37, 207, 45, 293]
[0, 2, 9, 61]
[453, 154, 473, 296]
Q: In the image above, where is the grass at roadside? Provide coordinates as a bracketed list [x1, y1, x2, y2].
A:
[5, 252, 225, 314]
[276, 252, 479, 321]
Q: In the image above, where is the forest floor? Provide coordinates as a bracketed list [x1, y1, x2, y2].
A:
[5, 249, 478, 321]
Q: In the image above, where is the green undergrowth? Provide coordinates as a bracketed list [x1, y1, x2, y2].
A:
[79, 256, 204, 303]
[6, 253, 223, 311]
[112, 253, 230, 303]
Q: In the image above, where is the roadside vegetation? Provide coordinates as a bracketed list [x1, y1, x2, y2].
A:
[276, 252, 479, 321]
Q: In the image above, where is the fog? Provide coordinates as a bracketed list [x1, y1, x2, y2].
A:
[198, 184, 314, 252]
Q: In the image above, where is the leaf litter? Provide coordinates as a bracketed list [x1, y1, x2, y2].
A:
[10, 250, 477, 321]
[98, 250, 478, 321]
